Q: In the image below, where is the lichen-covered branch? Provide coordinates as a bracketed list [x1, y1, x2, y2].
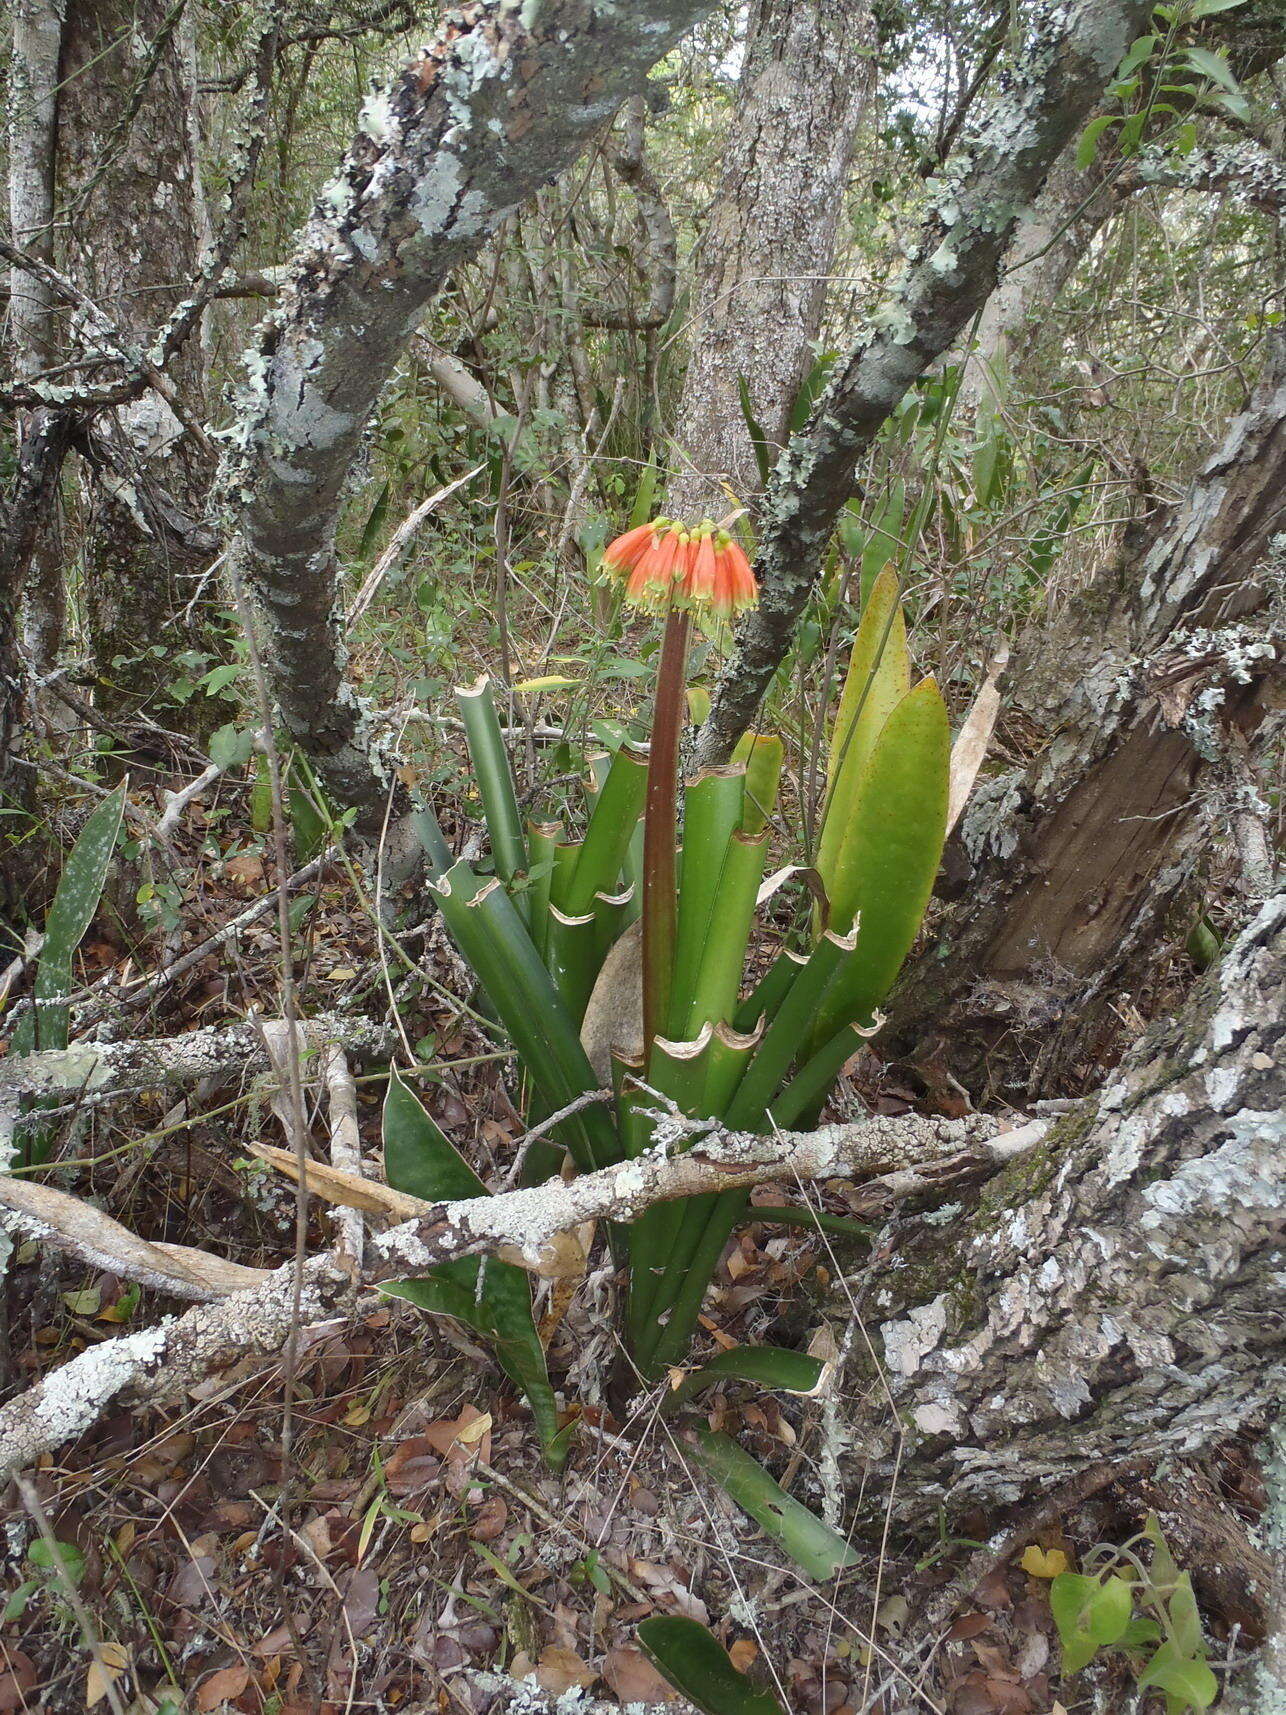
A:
[0, 1013, 390, 1103]
[697, 0, 1152, 763]
[228, 0, 714, 834]
[0, 1102, 1036, 1483]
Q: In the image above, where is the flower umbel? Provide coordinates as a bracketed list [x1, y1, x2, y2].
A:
[602, 517, 758, 618]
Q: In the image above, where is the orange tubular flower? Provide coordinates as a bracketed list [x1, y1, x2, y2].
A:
[602, 517, 758, 619]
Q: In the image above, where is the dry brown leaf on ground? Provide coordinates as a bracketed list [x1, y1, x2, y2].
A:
[195, 1662, 251, 1711]
[536, 1645, 596, 1695]
[603, 1645, 680, 1703]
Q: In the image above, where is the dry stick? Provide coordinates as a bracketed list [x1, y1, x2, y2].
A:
[15, 1475, 131, 1715]
[228, 553, 315, 1677]
[323, 1045, 365, 1273]
[0, 1112, 1041, 1488]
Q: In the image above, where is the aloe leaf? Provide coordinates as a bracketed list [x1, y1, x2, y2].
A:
[383, 1068, 484, 1199]
[733, 733, 783, 837]
[817, 568, 909, 894]
[13, 783, 126, 1061]
[430, 862, 618, 1170]
[545, 906, 600, 1023]
[666, 1346, 826, 1408]
[560, 747, 647, 916]
[812, 678, 950, 1044]
[639, 1617, 785, 1715]
[689, 1429, 860, 1583]
[643, 1190, 747, 1377]
[733, 949, 806, 1034]
[770, 1025, 864, 1129]
[456, 677, 528, 905]
[726, 922, 857, 1126]
[625, 1028, 716, 1353]
[679, 831, 768, 1040]
[746, 1206, 872, 1241]
[858, 482, 905, 610]
[525, 820, 563, 959]
[671, 767, 746, 1032]
[381, 1073, 565, 1466]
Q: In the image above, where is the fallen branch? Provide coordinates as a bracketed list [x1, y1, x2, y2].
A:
[0, 1013, 391, 1103]
[0, 1107, 1043, 1484]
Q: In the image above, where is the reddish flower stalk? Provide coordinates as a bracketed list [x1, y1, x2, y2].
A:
[641, 604, 690, 1057]
[600, 514, 759, 1057]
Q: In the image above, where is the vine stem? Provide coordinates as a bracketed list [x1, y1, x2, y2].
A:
[642, 604, 691, 1059]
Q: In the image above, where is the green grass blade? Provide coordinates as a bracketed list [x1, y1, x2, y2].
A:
[639, 1617, 784, 1715]
[689, 1429, 860, 1583]
[456, 676, 528, 904]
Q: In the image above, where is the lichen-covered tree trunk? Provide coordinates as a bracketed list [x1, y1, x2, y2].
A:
[665, 0, 873, 519]
[230, 0, 716, 844]
[697, 0, 1153, 765]
[7, 0, 68, 680]
[59, 0, 217, 729]
[845, 890, 1283, 1531]
[888, 357, 1286, 1097]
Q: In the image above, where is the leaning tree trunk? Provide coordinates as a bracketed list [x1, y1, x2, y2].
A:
[664, 0, 873, 520]
[58, 0, 218, 731]
[888, 352, 1285, 1098]
[842, 889, 1283, 1532]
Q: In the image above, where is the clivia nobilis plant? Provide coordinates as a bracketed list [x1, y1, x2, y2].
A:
[380, 511, 950, 1468]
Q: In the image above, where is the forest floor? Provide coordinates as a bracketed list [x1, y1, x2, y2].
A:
[0, 760, 1268, 1715]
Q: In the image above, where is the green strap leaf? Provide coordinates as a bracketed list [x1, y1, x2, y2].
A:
[666, 1345, 826, 1408]
[638, 1617, 785, 1715]
[689, 1429, 860, 1583]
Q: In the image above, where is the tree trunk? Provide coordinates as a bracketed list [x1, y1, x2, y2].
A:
[697, 0, 1153, 765]
[957, 148, 1116, 414]
[665, 0, 874, 520]
[841, 890, 1283, 1532]
[888, 355, 1286, 1098]
[230, 0, 716, 845]
[7, 0, 68, 680]
[58, 0, 217, 730]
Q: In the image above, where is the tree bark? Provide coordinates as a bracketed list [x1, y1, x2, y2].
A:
[58, 0, 217, 729]
[665, 0, 874, 520]
[840, 890, 1284, 1531]
[6, 0, 68, 685]
[697, 0, 1154, 765]
[888, 357, 1285, 1096]
[229, 0, 716, 844]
